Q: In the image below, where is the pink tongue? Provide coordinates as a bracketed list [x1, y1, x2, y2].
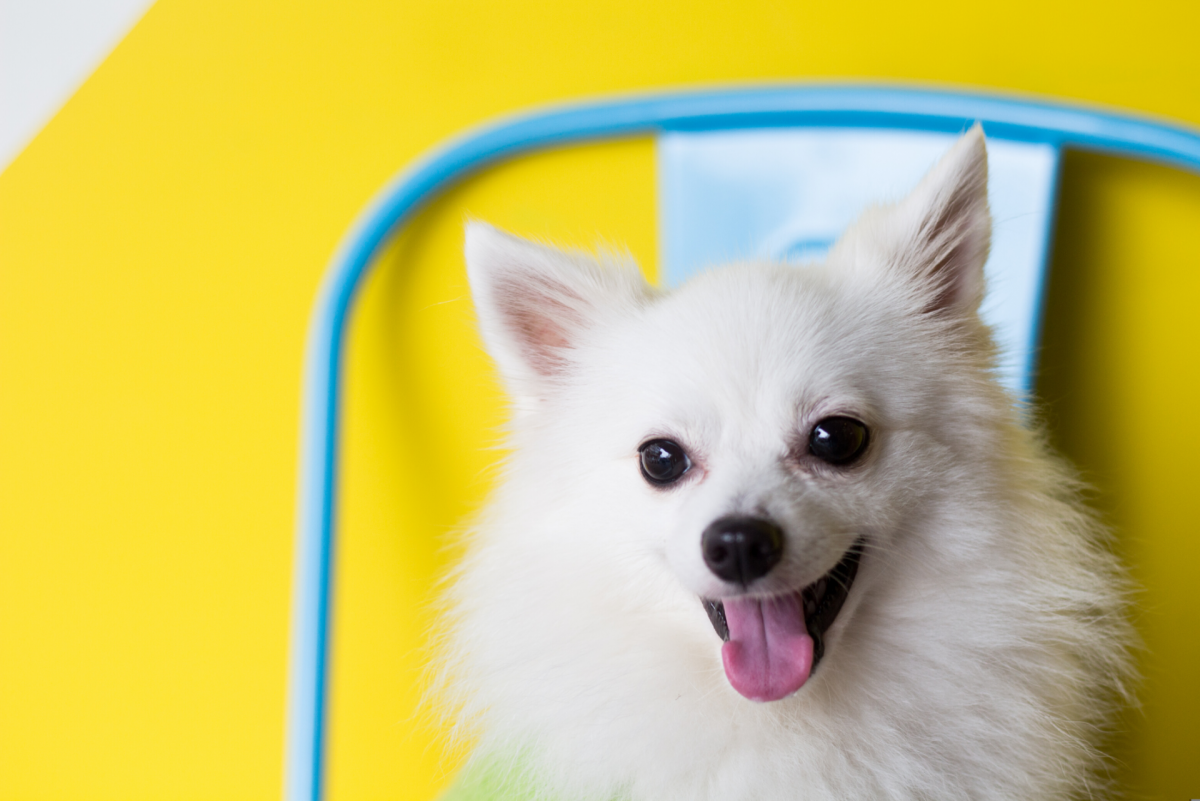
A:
[721, 593, 814, 702]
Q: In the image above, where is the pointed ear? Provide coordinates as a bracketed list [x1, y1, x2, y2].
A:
[464, 222, 650, 402]
[851, 125, 992, 315]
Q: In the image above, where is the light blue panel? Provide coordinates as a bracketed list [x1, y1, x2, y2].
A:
[658, 129, 1060, 396]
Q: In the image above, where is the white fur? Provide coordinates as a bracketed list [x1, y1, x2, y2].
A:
[436, 127, 1134, 800]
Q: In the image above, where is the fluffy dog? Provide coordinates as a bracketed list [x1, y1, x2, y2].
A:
[437, 127, 1134, 800]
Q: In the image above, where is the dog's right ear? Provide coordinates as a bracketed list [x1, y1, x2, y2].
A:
[836, 125, 991, 319]
[465, 222, 650, 405]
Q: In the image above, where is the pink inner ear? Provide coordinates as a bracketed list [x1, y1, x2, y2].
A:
[498, 283, 580, 378]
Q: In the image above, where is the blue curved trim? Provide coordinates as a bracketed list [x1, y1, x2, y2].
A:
[1023, 146, 1066, 393]
[284, 84, 1200, 801]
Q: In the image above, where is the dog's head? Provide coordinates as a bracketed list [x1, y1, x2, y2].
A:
[464, 127, 995, 704]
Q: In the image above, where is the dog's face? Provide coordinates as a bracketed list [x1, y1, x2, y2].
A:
[464, 127, 993, 705]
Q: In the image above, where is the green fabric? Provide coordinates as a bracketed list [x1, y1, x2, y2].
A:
[438, 755, 546, 801]
[438, 753, 628, 801]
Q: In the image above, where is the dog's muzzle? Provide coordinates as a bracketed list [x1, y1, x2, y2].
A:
[701, 539, 864, 702]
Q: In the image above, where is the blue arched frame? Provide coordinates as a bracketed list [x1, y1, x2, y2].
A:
[284, 85, 1200, 801]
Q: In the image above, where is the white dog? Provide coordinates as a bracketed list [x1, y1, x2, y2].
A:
[437, 127, 1134, 800]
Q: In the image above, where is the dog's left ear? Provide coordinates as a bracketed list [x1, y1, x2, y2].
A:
[850, 125, 992, 316]
[465, 222, 650, 405]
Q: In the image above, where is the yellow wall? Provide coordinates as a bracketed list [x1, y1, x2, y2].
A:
[1, 1, 1198, 799]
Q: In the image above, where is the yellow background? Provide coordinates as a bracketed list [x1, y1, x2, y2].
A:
[1, 1, 1198, 799]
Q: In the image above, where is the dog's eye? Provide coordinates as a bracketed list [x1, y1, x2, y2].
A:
[638, 439, 691, 486]
[809, 417, 869, 465]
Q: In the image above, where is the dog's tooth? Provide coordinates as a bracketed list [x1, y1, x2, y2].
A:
[702, 598, 730, 642]
[814, 578, 827, 604]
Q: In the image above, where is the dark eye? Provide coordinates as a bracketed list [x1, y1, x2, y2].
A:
[808, 417, 869, 465]
[638, 439, 691, 486]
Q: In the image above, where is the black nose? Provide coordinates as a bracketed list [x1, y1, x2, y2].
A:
[701, 516, 784, 585]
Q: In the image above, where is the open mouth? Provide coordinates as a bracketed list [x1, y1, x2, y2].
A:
[701, 540, 864, 702]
